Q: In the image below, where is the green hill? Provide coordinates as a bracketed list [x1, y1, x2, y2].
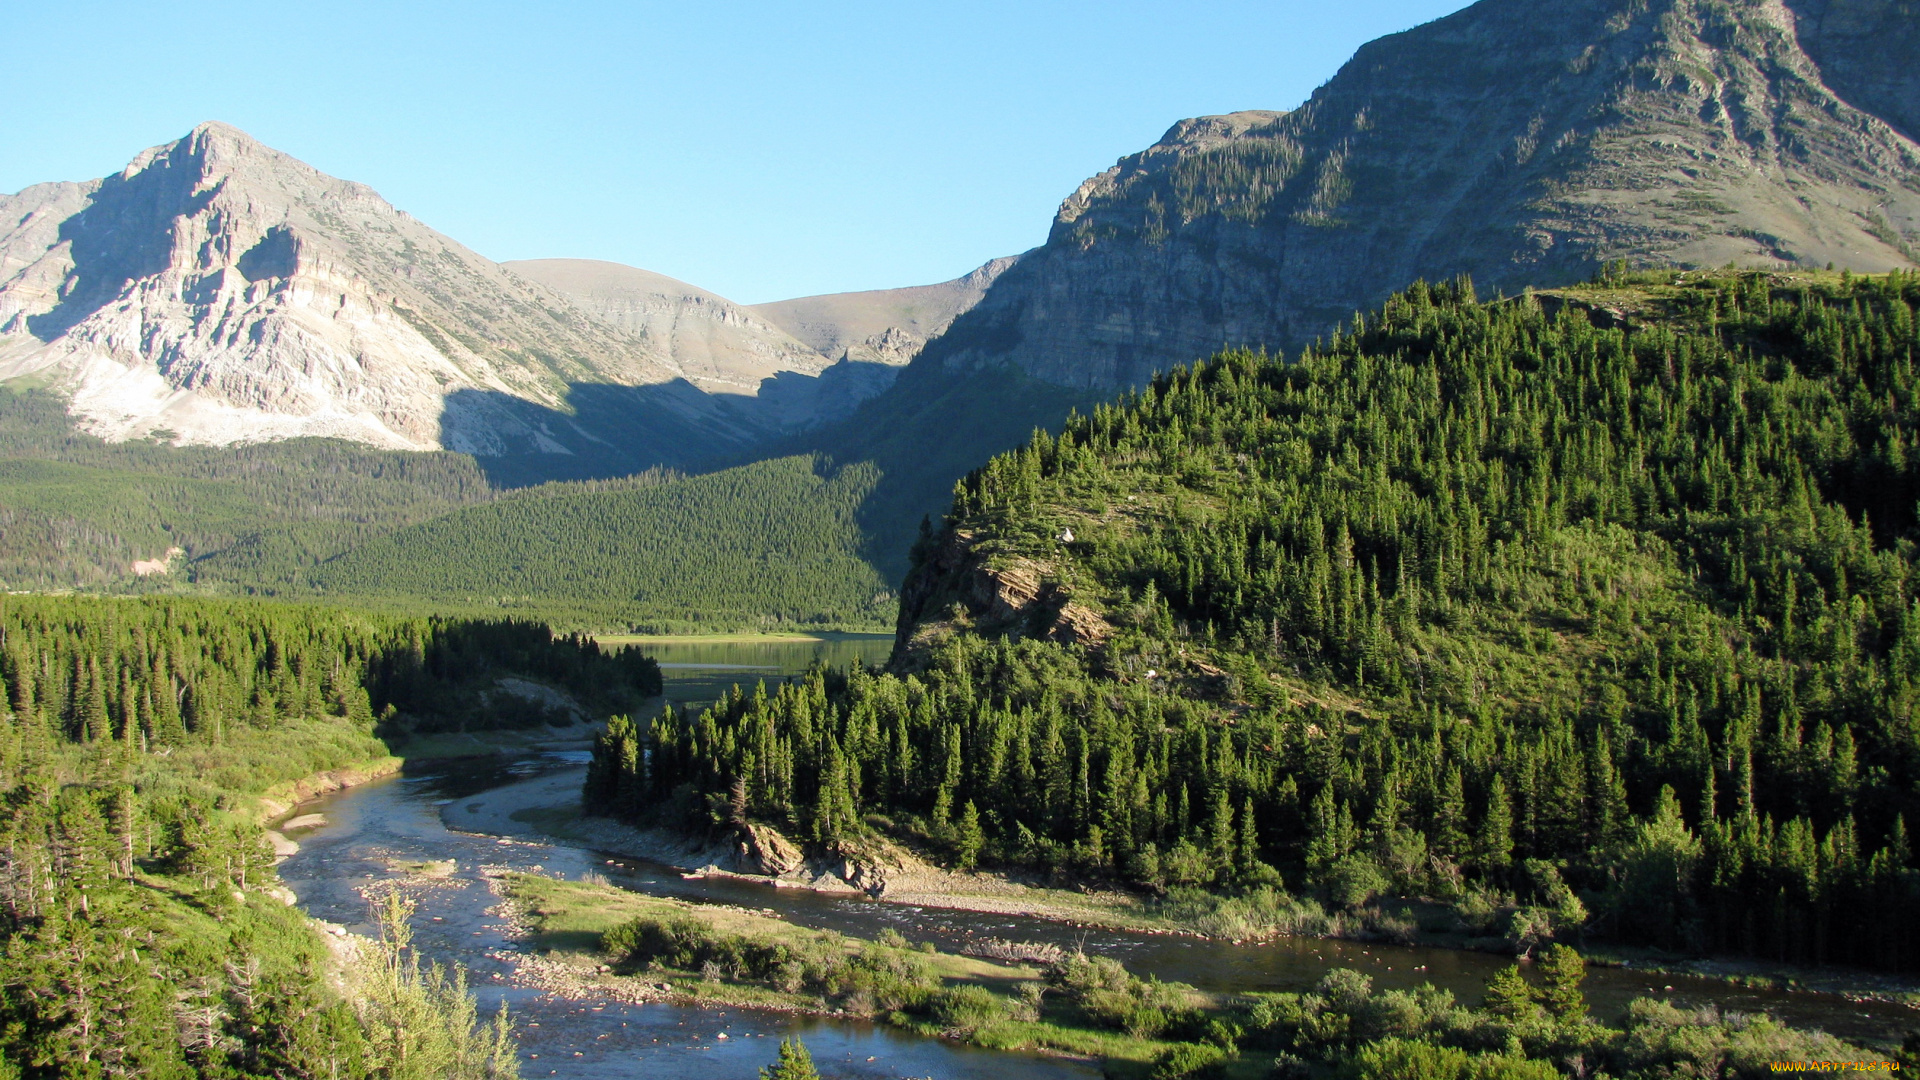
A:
[307, 454, 894, 631]
[0, 593, 653, 1074]
[0, 388, 493, 590]
[596, 268, 1920, 973]
[0, 389, 896, 630]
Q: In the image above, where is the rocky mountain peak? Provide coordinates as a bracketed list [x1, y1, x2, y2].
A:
[920, 0, 1920, 391]
[0, 123, 748, 461]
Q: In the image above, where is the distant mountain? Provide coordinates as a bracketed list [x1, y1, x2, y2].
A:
[507, 257, 952, 431]
[917, 0, 1920, 390]
[0, 123, 754, 473]
[505, 258, 827, 397]
[750, 255, 1020, 366]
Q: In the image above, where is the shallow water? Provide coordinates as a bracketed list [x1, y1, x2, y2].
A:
[281, 633, 1095, 1080]
[279, 754, 1100, 1080]
[280, 636, 1919, 1078]
[616, 635, 894, 716]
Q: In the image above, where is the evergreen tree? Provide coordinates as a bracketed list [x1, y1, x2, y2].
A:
[957, 801, 985, 871]
[1537, 944, 1587, 1020]
[760, 1037, 820, 1080]
[1482, 964, 1541, 1021]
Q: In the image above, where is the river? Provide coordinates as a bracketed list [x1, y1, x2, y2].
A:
[277, 635, 1917, 1078]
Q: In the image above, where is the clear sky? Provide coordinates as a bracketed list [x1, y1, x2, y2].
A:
[1, 1, 1471, 305]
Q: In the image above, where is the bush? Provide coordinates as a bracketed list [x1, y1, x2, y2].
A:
[1323, 854, 1390, 909]
[1268, 1051, 1311, 1080]
[597, 911, 938, 1010]
[931, 985, 1003, 1032]
[1346, 1038, 1560, 1080]
[1617, 999, 1875, 1079]
[1150, 1042, 1227, 1080]
[1048, 953, 1199, 1038]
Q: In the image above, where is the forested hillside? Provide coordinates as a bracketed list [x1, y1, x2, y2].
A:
[781, 360, 1099, 582]
[0, 388, 494, 590]
[0, 390, 898, 629]
[590, 269, 1920, 973]
[308, 455, 896, 631]
[0, 594, 657, 1075]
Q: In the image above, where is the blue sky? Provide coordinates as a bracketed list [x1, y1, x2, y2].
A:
[1, 1, 1470, 304]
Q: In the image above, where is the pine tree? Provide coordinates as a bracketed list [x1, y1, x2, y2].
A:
[1476, 775, 1514, 872]
[956, 801, 985, 871]
[761, 1037, 820, 1080]
[1536, 944, 1587, 1020]
[1481, 964, 1541, 1021]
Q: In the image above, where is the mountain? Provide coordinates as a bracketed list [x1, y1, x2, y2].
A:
[751, 255, 1020, 366]
[506, 257, 931, 431]
[0, 122, 752, 473]
[913, 0, 1920, 391]
[791, 0, 1920, 570]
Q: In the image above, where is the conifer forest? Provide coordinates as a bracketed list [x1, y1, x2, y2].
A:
[0, 595, 656, 1076]
[591, 271, 1920, 974]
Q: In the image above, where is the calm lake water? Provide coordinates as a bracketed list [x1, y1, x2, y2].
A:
[278, 636, 1920, 1079]
[616, 634, 895, 715]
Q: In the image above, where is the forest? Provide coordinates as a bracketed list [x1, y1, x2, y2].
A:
[308, 454, 896, 631]
[0, 594, 657, 1076]
[0, 388, 495, 592]
[588, 269, 1920, 973]
[0, 390, 895, 632]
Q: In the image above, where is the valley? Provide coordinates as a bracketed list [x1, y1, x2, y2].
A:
[4, 0, 1920, 1076]
[264, 644, 1916, 1080]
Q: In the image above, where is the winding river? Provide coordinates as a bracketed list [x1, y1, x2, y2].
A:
[277, 635, 1918, 1078]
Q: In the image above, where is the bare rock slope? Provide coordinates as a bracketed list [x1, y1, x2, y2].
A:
[508, 257, 1025, 431]
[503, 258, 830, 398]
[921, 0, 1920, 390]
[750, 255, 1020, 366]
[505, 257, 863, 431]
[0, 123, 748, 464]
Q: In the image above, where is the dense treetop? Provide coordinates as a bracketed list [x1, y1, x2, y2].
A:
[309, 454, 895, 631]
[593, 269, 1920, 972]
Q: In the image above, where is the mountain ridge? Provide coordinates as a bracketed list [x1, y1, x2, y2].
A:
[911, 0, 1920, 392]
[0, 122, 720, 454]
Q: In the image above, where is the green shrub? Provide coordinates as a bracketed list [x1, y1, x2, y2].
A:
[1048, 953, 1199, 1038]
[931, 985, 1004, 1032]
[1150, 1042, 1228, 1080]
[1346, 1038, 1559, 1080]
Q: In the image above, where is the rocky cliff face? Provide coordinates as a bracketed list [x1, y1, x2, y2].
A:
[0, 123, 749, 463]
[922, 0, 1920, 390]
